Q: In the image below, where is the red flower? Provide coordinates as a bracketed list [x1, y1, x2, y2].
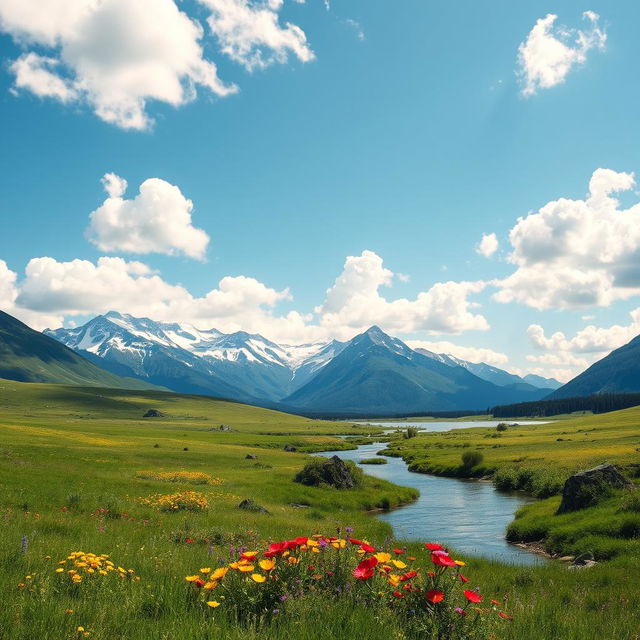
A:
[348, 538, 363, 545]
[425, 543, 443, 551]
[427, 571, 436, 578]
[491, 599, 501, 605]
[392, 590, 404, 598]
[353, 567, 375, 580]
[399, 570, 417, 582]
[358, 556, 379, 571]
[361, 543, 376, 553]
[499, 612, 513, 620]
[402, 583, 412, 591]
[425, 589, 444, 603]
[392, 548, 405, 554]
[295, 536, 308, 546]
[194, 579, 205, 588]
[464, 590, 483, 604]
[459, 574, 469, 583]
[185, 538, 194, 544]
[431, 551, 456, 567]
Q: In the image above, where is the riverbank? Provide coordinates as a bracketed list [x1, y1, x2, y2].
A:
[379, 407, 640, 559]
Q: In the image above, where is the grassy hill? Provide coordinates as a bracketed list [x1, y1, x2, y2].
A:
[1, 381, 639, 640]
[0, 310, 159, 390]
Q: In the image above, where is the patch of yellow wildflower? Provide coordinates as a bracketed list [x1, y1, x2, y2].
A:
[138, 490, 209, 512]
[136, 470, 223, 486]
[54, 551, 138, 584]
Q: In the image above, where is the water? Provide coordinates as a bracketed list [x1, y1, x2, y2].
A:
[354, 419, 549, 433]
[315, 421, 548, 565]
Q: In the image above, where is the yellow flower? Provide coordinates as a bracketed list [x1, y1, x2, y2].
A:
[238, 564, 254, 573]
[392, 560, 407, 569]
[200, 568, 211, 574]
[374, 552, 392, 563]
[65, 609, 74, 614]
[306, 539, 319, 547]
[211, 567, 229, 580]
[242, 551, 258, 559]
[251, 574, 266, 583]
[55, 568, 64, 573]
[203, 581, 218, 590]
[77, 627, 85, 632]
[454, 560, 466, 566]
[185, 575, 201, 582]
[206, 601, 221, 608]
[259, 559, 276, 571]
[287, 556, 299, 565]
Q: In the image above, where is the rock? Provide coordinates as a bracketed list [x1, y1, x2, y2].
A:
[288, 503, 310, 509]
[569, 553, 597, 570]
[218, 424, 232, 432]
[237, 498, 270, 514]
[143, 409, 166, 418]
[283, 444, 297, 452]
[245, 454, 257, 459]
[296, 455, 357, 489]
[557, 463, 633, 514]
[558, 555, 576, 563]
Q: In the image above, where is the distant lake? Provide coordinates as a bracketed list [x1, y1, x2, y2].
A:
[354, 419, 550, 432]
[316, 419, 550, 565]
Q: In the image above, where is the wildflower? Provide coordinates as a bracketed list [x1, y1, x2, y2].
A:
[392, 548, 405, 554]
[211, 568, 228, 580]
[251, 574, 266, 583]
[491, 599, 501, 605]
[374, 552, 392, 563]
[206, 601, 221, 608]
[392, 590, 404, 598]
[400, 570, 417, 582]
[459, 574, 469, 583]
[464, 590, 483, 604]
[200, 568, 211, 574]
[392, 560, 407, 569]
[272, 609, 280, 615]
[425, 543, 443, 551]
[425, 589, 444, 603]
[353, 556, 378, 580]
[499, 611, 513, 620]
[431, 551, 457, 567]
[348, 538, 363, 545]
[454, 607, 467, 616]
[185, 575, 201, 582]
[361, 543, 376, 553]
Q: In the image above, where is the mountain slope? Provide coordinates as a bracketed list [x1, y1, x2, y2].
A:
[548, 334, 640, 399]
[45, 312, 265, 403]
[414, 348, 560, 390]
[284, 326, 551, 415]
[0, 310, 157, 390]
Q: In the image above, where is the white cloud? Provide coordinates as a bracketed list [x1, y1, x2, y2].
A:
[476, 232, 498, 258]
[316, 250, 489, 338]
[406, 340, 508, 367]
[494, 168, 640, 310]
[522, 309, 640, 381]
[0, 0, 238, 129]
[0, 260, 18, 309]
[87, 174, 210, 260]
[5, 250, 490, 344]
[199, 0, 314, 71]
[517, 11, 606, 96]
[344, 19, 365, 42]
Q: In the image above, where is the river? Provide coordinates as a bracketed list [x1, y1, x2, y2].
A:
[314, 420, 549, 565]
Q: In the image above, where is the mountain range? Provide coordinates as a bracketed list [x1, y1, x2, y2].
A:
[0, 310, 157, 390]
[44, 311, 558, 415]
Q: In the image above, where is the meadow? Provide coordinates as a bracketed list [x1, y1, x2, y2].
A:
[1, 381, 639, 639]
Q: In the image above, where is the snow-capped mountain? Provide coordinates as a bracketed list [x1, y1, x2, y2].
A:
[45, 312, 344, 402]
[45, 313, 557, 413]
[413, 348, 560, 391]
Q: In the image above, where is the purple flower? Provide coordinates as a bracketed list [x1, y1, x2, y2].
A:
[318, 539, 328, 548]
[345, 526, 353, 534]
[272, 609, 280, 615]
[454, 607, 466, 616]
[279, 595, 288, 602]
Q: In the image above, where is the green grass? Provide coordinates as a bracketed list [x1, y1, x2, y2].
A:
[2, 380, 640, 639]
[359, 457, 388, 465]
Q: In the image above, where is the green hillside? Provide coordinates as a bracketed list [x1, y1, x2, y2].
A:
[0, 310, 158, 390]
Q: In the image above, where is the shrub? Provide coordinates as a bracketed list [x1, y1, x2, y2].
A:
[294, 458, 363, 489]
[496, 422, 509, 432]
[403, 427, 419, 439]
[461, 451, 483, 469]
[359, 457, 388, 465]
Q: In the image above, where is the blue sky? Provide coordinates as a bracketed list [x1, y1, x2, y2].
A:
[2, 0, 640, 382]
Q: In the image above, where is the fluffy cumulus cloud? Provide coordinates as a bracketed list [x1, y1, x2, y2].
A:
[0, 0, 313, 129]
[0, 260, 18, 309]
[517, 11, 606, 96]
[200, 0, 314, 70]
[316, 250, 489, 338]
[406, 340, 508, 367]
[4, 250, 490, 343]
[86, 174, 210, 260]
[522, 308, 640, 381]
[476, 232, 498, 258]
[494, 168, 640, 310]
